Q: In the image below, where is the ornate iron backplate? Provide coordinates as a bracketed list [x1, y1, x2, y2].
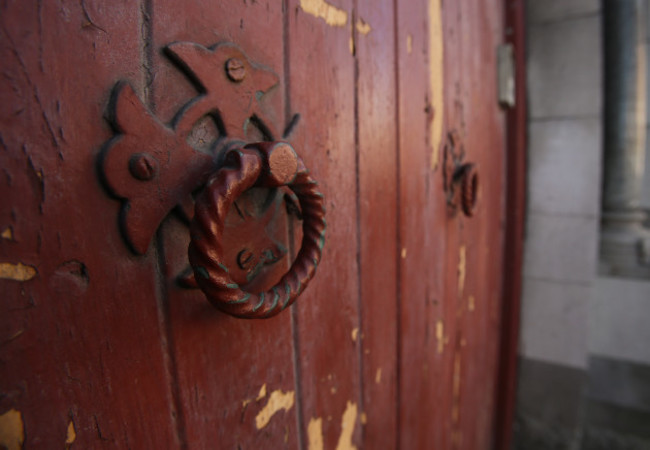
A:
[99, 41, 300, 284]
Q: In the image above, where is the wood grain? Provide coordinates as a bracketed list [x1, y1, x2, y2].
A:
[0, 1, 177, 447]
[150, 1, 298, 447]
[287, 1, 363, 448]
[355, 0, 399, 447]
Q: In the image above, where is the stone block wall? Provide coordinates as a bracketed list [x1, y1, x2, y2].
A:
[514, 1, 650, 448]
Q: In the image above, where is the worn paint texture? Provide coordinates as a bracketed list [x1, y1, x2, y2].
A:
[255, 389, 295, 429]
[65, 420, 76, 448]
[428, 0, 444, 169]
[308, 417, 324, 450]
[452, 352, 462, 423]
[0, 262, 37, 281]
[0, 409, 24, 450]
[436, 320, 444, 354]
[1, 227, 13, 240]
[351, 328, 359, 341]
[457, 245, 466, 295]
[375, 368, 382, 384]
[256, 383, 267, 401]
[299, 0, 348, 27]
[335, 401, 358, 450]
[355, 18, 371, 35]
[468, 295, 475, 312]
[407, 34, 413, 54]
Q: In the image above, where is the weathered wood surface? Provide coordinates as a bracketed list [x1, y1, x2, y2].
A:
[286, 1, 363, 448]
[152, 1, 298, 448]
[0, 1, 177, 447]
[0, 0, 517, 448]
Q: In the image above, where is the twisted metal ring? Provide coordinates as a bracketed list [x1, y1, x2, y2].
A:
[188, 142, 326, 318]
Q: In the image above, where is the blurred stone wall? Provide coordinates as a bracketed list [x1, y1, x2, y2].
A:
[514, 1, 650, 448]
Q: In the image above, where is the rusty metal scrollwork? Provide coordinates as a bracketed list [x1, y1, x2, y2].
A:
[98, 41, 324, 318]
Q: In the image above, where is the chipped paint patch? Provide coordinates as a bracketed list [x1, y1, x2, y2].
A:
[330, 386, 337, 394]
[307, 417, 324, 450]
[349, 22, 355, 55]
[375, 368, 382, 384]
[255, 389, 295, 429]
[360, 412, 367, 424]
[356, 18, 371, 35]
[401, 248, 407, 259]
[300, 0, 348, 27]
[351, 327, 359, 342]
[0, 262, 37, 281]
[428, 0, 444, 170]
[436, 320, 444, 354]
[0, 409, 24, 450]
[1, 227, 13, 240]
[65, 420, 76, 448]
[335, 401, 358, 450]
[452, 352, 462, 424]
[407, 34, 413, 54]
[468, 295, 475, 312]
[257, 383, 267, 401]
[457, 245, 466, 296]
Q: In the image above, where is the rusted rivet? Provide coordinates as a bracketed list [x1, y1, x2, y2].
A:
[225, 58, 247, 82]
[460, 164, 478, 217]
[129, 153, 158, 181]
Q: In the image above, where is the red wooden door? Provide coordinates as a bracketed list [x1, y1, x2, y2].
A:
[1, 1, 519, 449]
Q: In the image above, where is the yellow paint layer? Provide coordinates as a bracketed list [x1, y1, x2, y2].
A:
[65, 421, 76, 447]
[336, 401, 358, 450]
[375, 368, 382, 384]
[360, 412, 367, 424]
[300, 0, 348, 27]
[407, 34, 413, 54]
[401, 248, 407, 259]
[428, 0, 444, 169]
[255, 389, 295, 429]
[436, 320, 444, 354]
[351, 328, 359, 342]
[256, 383, 267, 401]
[0, 262, 36, 281]
[1, 227, 13, 240]
[307, 417, 324, 450]
[457, 245, 466, 296]
[355, 18, 371, 35]
[0, 409, 24, 450]
[452, 353, 462, 424]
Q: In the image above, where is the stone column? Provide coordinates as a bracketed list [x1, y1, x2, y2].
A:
[601, 0, 650, 277]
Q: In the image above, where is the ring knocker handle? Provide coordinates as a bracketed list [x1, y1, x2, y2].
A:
[188, 142, 326, 319]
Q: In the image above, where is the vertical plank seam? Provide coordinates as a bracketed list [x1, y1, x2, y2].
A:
[142, 1, 187, 446]
[392, 0, 403, 447]
[153, 231, 189, 449]
[141, 0, 155, 106]
[284, 2, 307, 449]
[351, 2, 367, 447]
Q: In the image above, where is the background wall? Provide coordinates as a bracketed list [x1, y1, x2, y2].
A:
[514, 0, 650, 448]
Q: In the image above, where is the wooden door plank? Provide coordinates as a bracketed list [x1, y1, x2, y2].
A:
[286, 1, 363, 448]
[354, 0, 399, 447]
[149, 1, 299, 448]
[395, 0, 449, 447]
[0, 1, 178, 447]
[440, 1, 506, 448]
